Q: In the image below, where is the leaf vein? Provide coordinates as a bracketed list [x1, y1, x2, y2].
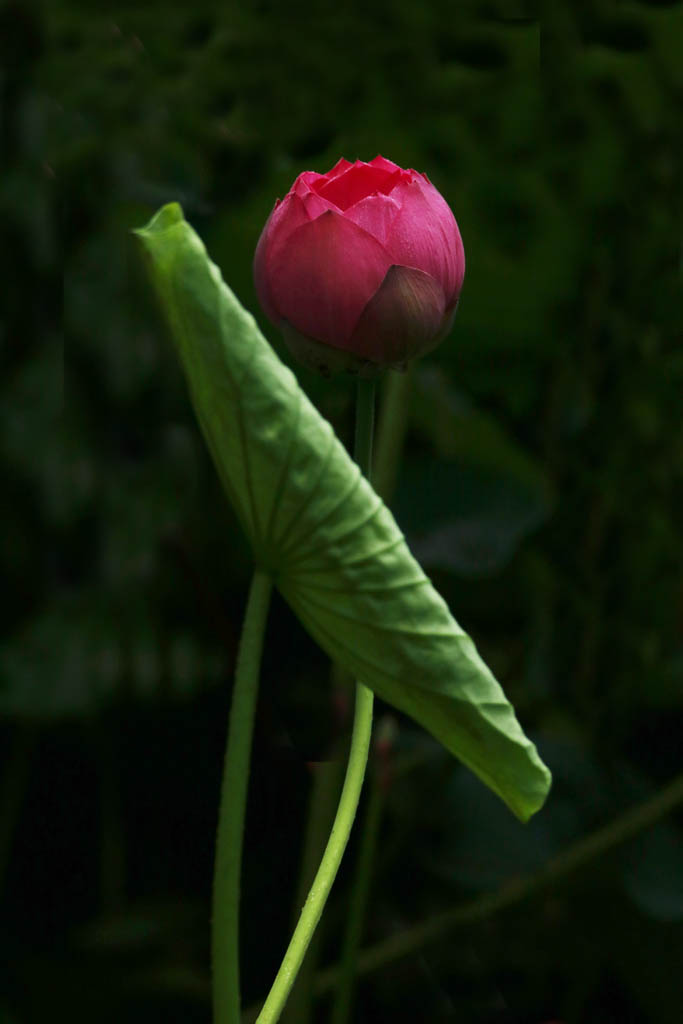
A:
[295, 577, 429, 597]
[283, 493, 384, 571]
[274, 424, 338, 554]
[280, 466, 367, 566]
[292, 588, 454, 639]
[262, 385, 303, 555]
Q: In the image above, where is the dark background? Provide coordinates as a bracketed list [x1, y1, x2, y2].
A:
[1, 1, 682, 1022]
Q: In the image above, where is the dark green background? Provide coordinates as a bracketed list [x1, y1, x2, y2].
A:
[1, 1, 682, 1021]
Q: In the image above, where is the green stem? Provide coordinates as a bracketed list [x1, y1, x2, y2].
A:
[256, 687, 374, 1024]
[330, 757, 385, 1024]
[281, 749, 345, 1024]
[213, 569, 273, 1024]
[255, 378, 377, 1024]
[243, 759, 683, 1022]
[311, 770, 683, 994]
[354, 377, 376, 477]
[373, 367, 414, 502]
[324, 369, 408, 1024]
[281, 371, 414, 1024]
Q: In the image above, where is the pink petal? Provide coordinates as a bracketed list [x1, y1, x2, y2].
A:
[349, 265, 446, 366]
[370, 154, 401, 173]
[419, 177, 465, 295]
[384, 178, 464, 302]
[344, 192, 401, 247]
[268, 210, 391, 348]
[292, 162, 353, 200]
[302, 190, 340, 218]
[314, 163, 399, 210]
[325, 157, 354, 180]
[292, 170, 325, 197]
[253, 211, 280, 324]
[254, 193, 312, 324]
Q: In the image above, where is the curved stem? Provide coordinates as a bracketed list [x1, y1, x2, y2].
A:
[281, 747, 345, 1024]
[282, 370, 415, 1024]
[311, 770, 683, 994]
[242, 771, 683, 1021]
[330, 756, 385, 1024]
[213, 569, 273, 1024]
[257, 686, 374, 1024]
[256, 378, 377, 1024]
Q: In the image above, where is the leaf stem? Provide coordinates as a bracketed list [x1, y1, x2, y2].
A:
[255, 378, 377, 1024]
[213, 569, 273, 1024]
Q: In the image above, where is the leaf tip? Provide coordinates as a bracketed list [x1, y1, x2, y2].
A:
[133, 202, 186, 242]
[515, 760, 553, 823]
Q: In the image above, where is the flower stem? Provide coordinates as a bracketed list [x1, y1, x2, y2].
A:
[280, 744, 345, 1024]
[353, 377, 376, 478]
[373, 366, 414, 502]
[316, 770, 683, 993]
[213, 569, 273, 1024]
[255, 378, 377, 1024]
[330, 754, 385, 1024]
[242, 769, 683, 1023]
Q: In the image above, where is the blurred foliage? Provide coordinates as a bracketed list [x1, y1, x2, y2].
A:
[1, 0, 682, 1022]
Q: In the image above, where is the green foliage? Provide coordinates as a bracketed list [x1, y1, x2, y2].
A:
[3, 0, 682, 1020]
[136, 203, 550, 821]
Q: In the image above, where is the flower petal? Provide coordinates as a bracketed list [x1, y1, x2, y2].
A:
[314, 163, 400, 210]
[349, 265, 446, 366]
[253, 193, 312, 324]
[253, 203, 280, 324]
[302, 189, 340, 218]
[325, 156, 354, 180]
[292, 170, 325, 197]
[370, 154, 401, 173]
[418, 177, 465, 298]
[344, 192, 401, 247]
[268, 210, 391, 348]
[385, 178, 465, 302]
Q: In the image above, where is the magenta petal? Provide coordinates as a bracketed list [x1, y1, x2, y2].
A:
[418, 177, 465, 296]
[316, 164, 399, 210]
[302, 190, 340, 218]
[350, 265, 446, 366]
[253, 209, 279, 324]
[344, 192, 401, 247]
[385, 179, 464, 301]
[268, 211, 391, 348]
[325, 157, 354, 180]
[292, 170, 324, 197]
[254, 193, 312, 324]
[370, 154, 400, 173]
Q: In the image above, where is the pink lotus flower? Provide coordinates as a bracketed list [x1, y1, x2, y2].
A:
[254, 155, 465, 374]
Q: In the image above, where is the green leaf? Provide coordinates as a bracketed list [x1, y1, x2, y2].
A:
[134, 203, 551, 821]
